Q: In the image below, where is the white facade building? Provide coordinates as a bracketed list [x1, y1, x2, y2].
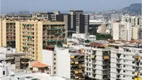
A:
[112, 22, 132, 41]
[42, 46, 84, 80]
[121, 15, 141, 26]
[110, 45, 142, 80]
[63, 43, 111, 80]
[42, 49, 55, 75]
[84, 46, 111, 80]
[63, 42, 142, 80]
[41, 40, 142, 80]
[55, 46, 84, 80]
[0, 47, 16, 60]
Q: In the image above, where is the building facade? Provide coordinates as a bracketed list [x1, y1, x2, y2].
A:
[84, 46, 111, 80]
[15, 20, 65, 61]
[0, 19, 16, 48]
[110, 45, 142, 80]
[55, 46, 84, 80]
[121, 15, 141, 27]
[64, 10, 89, 37]
[139, 27, 142, 40]
[112, 22, 132, 41]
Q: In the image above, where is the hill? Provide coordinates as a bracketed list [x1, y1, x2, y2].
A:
[122, 3, 142, 15]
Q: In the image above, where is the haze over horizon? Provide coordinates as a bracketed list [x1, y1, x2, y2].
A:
[0, 0, 141, 13]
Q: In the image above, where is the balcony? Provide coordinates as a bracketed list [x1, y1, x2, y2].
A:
[55, 32, 64, 35]
[46, 40, 56, 43]
[75, 61, 78, 64]
[104, 56, 109, 60]
[22, 24, 34, 27]
[27, 36, 33, 38]
[135, 56, 141, 61]
[71, 56, 75, 59]
[74, 70, 79, 74]
[71, 62, 74, 65]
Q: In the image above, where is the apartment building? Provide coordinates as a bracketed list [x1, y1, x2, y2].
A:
[121, 15, 141, 26]
[3, 10, 89, 37]
[110, 44, 142, 80]
[139, 27, 142, 40]
[0, 19, 16, 48]
[64, 39, 142, 80]
[83, 43, 111, 80]
[112, 22, 132, 41]
[34, 10, 89, 36]
[4, 14, 32, 20]
[15, 20, 65, 61]
[61, 40, 110, 80]
[42, 46, 55, 75]
[42, 45, 84, 79]
[32, 11, 64, 21]
[64, 10, 89, 37]
[132, 26, 140, 40]
[55, 46, 84, 80]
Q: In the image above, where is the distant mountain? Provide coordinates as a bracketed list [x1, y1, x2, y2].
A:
[92, 3, 142, 16]
[122, 3, 142, 15]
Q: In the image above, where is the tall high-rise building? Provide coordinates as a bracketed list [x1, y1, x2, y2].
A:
[0, 19, 66, 61]
[121, 15, 141, 27]
[112, 21, 132, 41]
[0, 19, 16, 48]
[32, 10, 89, 37]
[64, 10, 89, 37]
[139, 27, 142, 40]
[132, 25, 140, 40]
[55, 47, 84, 80]
[15, 20, 65, 61]
[84, 43, 111, 80]
[3, 10, 89, 37]
[110, 44, 142, 80]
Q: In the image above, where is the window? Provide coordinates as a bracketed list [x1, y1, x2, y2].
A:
[86, 63, 88, 66]
[3, 71, 5, 75]
[123, 70, 125, 73]
[124, 60, 126, 62]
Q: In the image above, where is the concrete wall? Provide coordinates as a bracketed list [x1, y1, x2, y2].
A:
[132, 26, 139, 40]
[112, 23, 120, 40]
[56, 48, 71, 79]
[42, 50, 54, 75]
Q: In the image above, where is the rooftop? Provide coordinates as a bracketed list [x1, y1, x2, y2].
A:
[2, 73, 68, 80]
[32, 62, 48, 68]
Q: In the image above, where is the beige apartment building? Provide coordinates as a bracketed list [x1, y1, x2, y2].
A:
[0, 19, 66, 61]
[132, 25, 140, 40]
[0, 19, 16, 48]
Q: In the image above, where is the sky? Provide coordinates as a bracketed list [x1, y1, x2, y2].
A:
[0, 0, 141, 13]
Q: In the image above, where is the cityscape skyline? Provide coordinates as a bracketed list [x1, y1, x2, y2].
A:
[1, 0, 141, 13]
[0, 0, 142, 80]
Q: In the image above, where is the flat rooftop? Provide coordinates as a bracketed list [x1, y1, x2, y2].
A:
[2, 72, 69, 80]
